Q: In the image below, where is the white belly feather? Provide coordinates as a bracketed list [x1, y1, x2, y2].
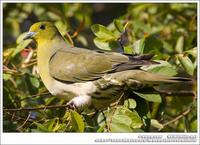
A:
[49, 80, 97, 101]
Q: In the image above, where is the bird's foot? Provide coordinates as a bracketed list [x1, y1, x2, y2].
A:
[66, 95, 92, 112]
[66, 100, 77, 110]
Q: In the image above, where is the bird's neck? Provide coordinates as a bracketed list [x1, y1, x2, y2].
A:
[37, 35, 66, 90]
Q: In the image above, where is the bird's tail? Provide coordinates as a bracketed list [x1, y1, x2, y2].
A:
[110, 70, 194, 95]
[122, 70, 195, 96]
[153, 82, 195, 96]
[119, 70, 192, 84]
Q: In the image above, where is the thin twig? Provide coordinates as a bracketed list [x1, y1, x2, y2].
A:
[3, 65, 24, 76]
[3, 65, 18, 73]
[16, 112, 31, 131]
[4, 103, 70, 112]
[71, 17, 85, 38]
[19, 92, 50, 102]
[107, 92, 125, 132]
[21, 61, 37, 68]
[4, 111, 34, 122]
[110, 92, 124, 107]
[101, 110, 109, 132]
[64, 120, 71, 132]
[4, 91, 50, 107]
[160, 107, 192, 130]
[87, 111, 97, 117]
[64, 33, 74, 47]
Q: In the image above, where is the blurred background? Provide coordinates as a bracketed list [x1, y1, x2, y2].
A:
[3, 4, 128, 47]
[3, 3, 197, 133]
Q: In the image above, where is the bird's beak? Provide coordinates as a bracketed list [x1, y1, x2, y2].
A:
[23, 32, 36, 40]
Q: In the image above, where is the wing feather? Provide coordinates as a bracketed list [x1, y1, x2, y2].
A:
[49, 47, 157, 83]
[49, 47, 128, 83]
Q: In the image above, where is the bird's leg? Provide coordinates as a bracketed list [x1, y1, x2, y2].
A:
[67, 95, 92, 111]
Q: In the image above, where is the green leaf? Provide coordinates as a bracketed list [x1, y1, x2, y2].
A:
[110, 109, 141, 132]
[3, 86, 15, 108]
[124, 98, 137, 109]
[70, 110, 84, 132]
[93, 37, 120, 50]
[141, 60, 178, 76]
[110, 121, 133, 132]
[112, 115, 132, 126]
[56, 124, 67, 132]
[184, 47, 197, 58]
[144, 35, 163, 54]
[97, 108, 115, 127]
[145, 66, 177, 76]
[45, 96, 57, 106]
[151, 119, 163, 130]
[114, 19, 125, 33]
[130, 114, 143, 129]
[190, 118, 197, 131]
[16, 32, 29, 44]
[55, 20, 67, 36]
[91, 24, 117, 40]
[133, 88, 162, 103]
[34, 122, 49, 132]
[77, 35, 88, 46]
[116, 106, 143, 129]
[124, 45, 134, 54]
[3, 73, 11, 81]
[52, 119, 61, 132]
[30, 76, 40, 88]
[131, 128, 144, 132]
[97, 124, 106, 132]
[132, 38, 145, 54]
[175, 36, 184, 53]
[151, 103, 160, 118]
[3, 120, 18, 132]
[97, 106, 143, 132]
[162, 40, 173, 53]
[11, 32, 32, 58]
[46, 119, 56, 132]
[178, 54, 194, 75]
[12, 39, 32, 58]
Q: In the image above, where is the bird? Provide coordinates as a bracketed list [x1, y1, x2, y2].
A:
[23, 21, 192, 111]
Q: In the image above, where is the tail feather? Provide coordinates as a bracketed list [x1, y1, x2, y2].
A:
[107, 70, 194, 95]
[154, 82, 195, 96]
[126, 70, 194, 96]
[118, 70, 193, 84]
[130, 70, 194, 95]
[159, 76, 192, 83]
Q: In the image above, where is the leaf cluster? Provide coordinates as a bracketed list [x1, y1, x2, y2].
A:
[3, 3, 197, 132]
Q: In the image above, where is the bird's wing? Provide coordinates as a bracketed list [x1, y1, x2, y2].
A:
[49, 47, 156, 83]
[49, 47, 127, 83]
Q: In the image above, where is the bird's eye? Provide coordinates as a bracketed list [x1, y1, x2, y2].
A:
[39, 24, 45, 30]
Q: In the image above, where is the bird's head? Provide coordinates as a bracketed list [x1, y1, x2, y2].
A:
[23, 22, 60, 43]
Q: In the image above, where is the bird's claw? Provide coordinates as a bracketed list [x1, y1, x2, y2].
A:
[67, 100, 77, 111]
[66, 95, 91, 112]
[67, 100, 83, 113]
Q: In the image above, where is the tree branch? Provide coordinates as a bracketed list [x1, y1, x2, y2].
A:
[16, 112, 31, 131]
[160, 106, 192, 130]
[4, 104, 69, 112]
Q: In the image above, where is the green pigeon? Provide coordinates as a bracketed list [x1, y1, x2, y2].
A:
[23, 22, 192, 110]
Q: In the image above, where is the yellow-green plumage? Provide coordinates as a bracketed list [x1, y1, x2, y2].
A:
[24, 22, 192, 110]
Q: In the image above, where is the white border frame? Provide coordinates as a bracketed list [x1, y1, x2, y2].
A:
[0, 0, 199, 145]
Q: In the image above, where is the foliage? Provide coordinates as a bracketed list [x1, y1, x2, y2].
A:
[3, 3, 197, 132]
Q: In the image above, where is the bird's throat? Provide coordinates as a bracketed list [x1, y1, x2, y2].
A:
[37, 36, 65, 91]
[37, 43, 55, 91]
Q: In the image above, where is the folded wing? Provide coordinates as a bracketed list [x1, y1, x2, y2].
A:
[49, 47, 156, 83]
